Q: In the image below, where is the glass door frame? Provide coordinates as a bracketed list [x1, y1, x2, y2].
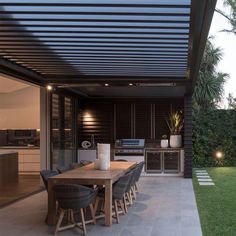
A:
[49, 89, 78, 170]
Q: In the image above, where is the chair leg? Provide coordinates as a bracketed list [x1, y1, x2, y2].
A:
[54, 209, 65, 235]
[89, 203, 96, 225]
[135, 182, 139, 192]
[94, 197, 103, 216]
[123, 196, 128, 214]
[129, 191, 133, 205]
[126, 192, 131, 205]
[70, 210, 75, 224]
[113, 200, 119, 224]
[80, 208, 87, 235]
[131, 186, 136, 200]
[94, 198, 99, 216]
[119, 200, 125, 215]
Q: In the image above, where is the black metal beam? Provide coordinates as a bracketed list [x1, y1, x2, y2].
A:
[0, 30, 189, 35]
[45, 75, 185, 80]
[4, 55, 188, 59]
[0, 35, 189, 40]
[187, 0, 217, 94]
[0, 3, 190, 8]
[0, 24, 189, 30]
[0, 57, 45, 85]
[0, 40, 188, 45]
[0, 18, 190, 23]
[0, 12, 190, 17]
[0, 45, 189, 49]
[0, 48, 188, 52]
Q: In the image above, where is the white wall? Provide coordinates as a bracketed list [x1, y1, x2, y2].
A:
[0, 86, 40, 129]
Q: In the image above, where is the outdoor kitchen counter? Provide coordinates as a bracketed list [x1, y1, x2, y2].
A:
[0, 151, 18, 185]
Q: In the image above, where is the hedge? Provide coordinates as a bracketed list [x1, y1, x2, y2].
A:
[193, 109, 236, 167]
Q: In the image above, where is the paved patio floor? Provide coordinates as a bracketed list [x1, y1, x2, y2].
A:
[0, 177, 202, 236]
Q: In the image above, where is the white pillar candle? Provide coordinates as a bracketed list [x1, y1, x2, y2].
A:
[97, 143, 110, 170]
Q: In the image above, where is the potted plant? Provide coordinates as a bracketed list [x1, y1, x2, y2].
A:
[160, 135, 169, 148]
[166, 109, 183, 148]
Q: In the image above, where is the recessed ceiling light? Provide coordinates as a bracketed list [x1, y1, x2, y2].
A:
[129, 83, 133, 86]
[46, 85, 53, 91]
[104, 83, 109, 87]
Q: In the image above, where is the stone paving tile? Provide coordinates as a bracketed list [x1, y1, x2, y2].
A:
[0, 177, 202, 236]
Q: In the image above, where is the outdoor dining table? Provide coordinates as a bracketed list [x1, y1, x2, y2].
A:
[46, 161, 136, 226]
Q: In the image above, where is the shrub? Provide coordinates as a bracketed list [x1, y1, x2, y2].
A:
[193, 109, 236, 167]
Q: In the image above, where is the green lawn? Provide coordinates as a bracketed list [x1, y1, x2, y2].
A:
[193, 167, 236, 236]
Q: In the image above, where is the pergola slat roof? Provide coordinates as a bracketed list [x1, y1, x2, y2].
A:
[0, 0, 217, 93]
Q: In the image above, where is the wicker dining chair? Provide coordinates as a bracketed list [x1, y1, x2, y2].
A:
[40, 170, 58, 191]
[56, 165, 73, 174]
[53, 184, 98, 235]
[134, 161, 144, 193]
[94, 172, 132, 224]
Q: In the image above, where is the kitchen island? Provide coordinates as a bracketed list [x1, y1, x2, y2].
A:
[0, 147, 40, 175]
[0, 151, 18, 185]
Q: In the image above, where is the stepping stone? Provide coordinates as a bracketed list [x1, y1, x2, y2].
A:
[199, 182, 215, 186]
[197, 176, 210, 179]
[195, 170, 207, 172]
[197, 176, 211, 179]
[196, 173, 209, 176]
[197, 178, 213, 182]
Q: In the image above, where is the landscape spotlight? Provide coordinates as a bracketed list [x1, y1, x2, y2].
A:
[215, 151, 224, 159]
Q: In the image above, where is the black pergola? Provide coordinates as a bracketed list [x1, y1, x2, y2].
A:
[0, 0, 216, 93]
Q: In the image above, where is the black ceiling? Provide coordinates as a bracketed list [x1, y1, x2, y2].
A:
[0, 0, 217, 97]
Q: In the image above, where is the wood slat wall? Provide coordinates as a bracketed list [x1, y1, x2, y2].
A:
[78, 102, 114, 144]
[78, 98, 184, 144]
[184, 95, 192, 178]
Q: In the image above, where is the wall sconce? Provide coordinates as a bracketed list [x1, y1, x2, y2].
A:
[46, 85, 53, 91]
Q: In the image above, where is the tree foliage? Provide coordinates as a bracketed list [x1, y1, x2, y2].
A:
[216, 0, 236, 34]
[193, 38, 228, 110]
[227, 93, 236, 109]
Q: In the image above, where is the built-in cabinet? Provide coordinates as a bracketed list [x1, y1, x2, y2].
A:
[145, 148, 184, 174]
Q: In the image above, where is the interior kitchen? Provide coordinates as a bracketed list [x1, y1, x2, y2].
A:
[0, 75, 41, 207]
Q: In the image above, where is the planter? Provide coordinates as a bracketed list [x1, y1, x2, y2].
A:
[160, 139, 169, 148]
[170, 135, 182, 148]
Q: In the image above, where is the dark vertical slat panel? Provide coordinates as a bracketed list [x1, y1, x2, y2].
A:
[134, 103, 152, 139]
[154, 98, 183, 140]
[115, 103, 132, 139]
[184, 95, 192, 178]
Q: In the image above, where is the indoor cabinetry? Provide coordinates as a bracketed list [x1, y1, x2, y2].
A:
[0, 148, 40, 175]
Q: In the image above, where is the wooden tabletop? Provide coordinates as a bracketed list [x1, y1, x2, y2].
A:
[50, 161, 136, 181]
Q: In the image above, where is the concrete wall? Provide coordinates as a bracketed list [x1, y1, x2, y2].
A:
[0, 86, 40, 129]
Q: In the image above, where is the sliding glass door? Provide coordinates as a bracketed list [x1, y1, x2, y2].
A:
[51, 93, 77, 170]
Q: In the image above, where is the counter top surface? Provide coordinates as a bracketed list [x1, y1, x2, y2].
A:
[0, 151, 18, 155]
[0, 146, 40, 149]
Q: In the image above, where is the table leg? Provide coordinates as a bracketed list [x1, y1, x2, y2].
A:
[46, 180, 57, 225]
[104, 179, 112, 226]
